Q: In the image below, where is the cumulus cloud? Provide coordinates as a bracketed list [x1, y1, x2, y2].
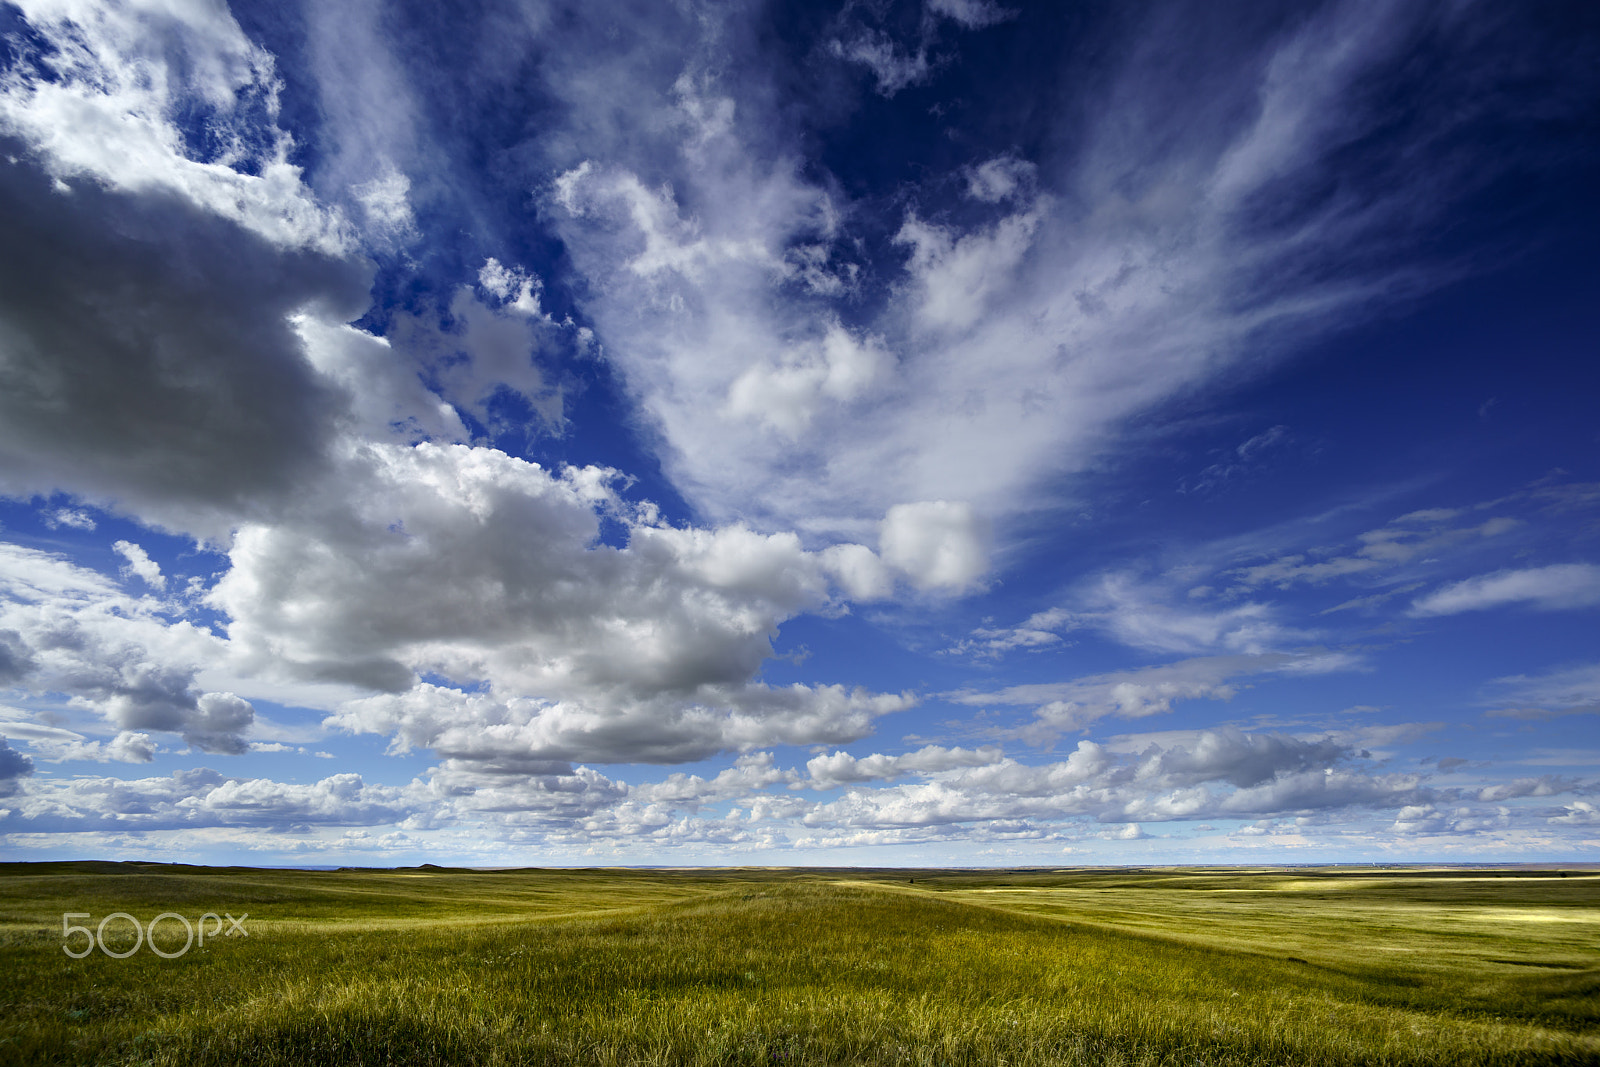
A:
[1137, 727, 1346, 789]
[800, 728, 1418, 832]
[0, 0, 1591, 860]
[331, 680, 911, 767]
[200, 441, 912, 764]
[726, 322, 893, 438]
[1216, 768, 1428, 818]
[0, 543, 254, 753]
[112, 541, 164, 590]
[2, 768, 420, 832]
[386, 280, 566, 439]
[1411, 564, 1600, 616]
[805, 744, 1005, 789]
[0, 720, 156, 764]
[879, 501, 990, 593]
[1550, 801, 1600, 826]
[0, 151, 367, 535]
[1389, 803, 1522, 836]
[0, 0, 349, 254]
[1475, 776, 1581, 803]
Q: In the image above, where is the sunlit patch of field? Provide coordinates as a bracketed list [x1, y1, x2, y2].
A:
[925, 867, 1600, 979]
[0, 863, 1595, 1066]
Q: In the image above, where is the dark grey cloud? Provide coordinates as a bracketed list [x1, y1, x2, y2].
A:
[0, 627, 34, 684]
[0, 736, 34, 797]
[1143, 727, 1346, 789]
[0, 149, 370, 534]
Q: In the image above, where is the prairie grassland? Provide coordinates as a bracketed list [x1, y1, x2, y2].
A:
[0, 863, 1594, 1066]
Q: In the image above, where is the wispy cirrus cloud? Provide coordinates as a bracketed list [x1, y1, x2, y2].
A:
[1411, 563, 1600, 616]
[545, 0, 1549, 559]
[948, 651, 1358, 736]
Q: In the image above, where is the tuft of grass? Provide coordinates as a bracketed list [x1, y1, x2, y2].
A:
[1, 863, 1595, 1065]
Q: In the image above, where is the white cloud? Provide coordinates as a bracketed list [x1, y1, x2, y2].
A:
[196, 441, 912, 764]
[827, 32, 931, 97]
[827, 0, 1011, 98]
[352, 165, 416, 241]
[1178, 425, 1291, 495]
[1411, 564, 1600, 616]
[331, 681, 911, 767]
[1073, 573, 1296, 655]
[386, 285, 565, 438]
[41, 507, 95, 531]
[296, 0, 432, 240]
[112, 540, 164, 590]
[805, 744, 1005, 789]
[1550, 801, 1600, 826]
[292, 315, 470, 445]
[895, 204, 1045, 334]
[1475, 776, 1575, 803]
[966, 154, 1036, 203]
[799, 729, 1418, 832]
[655, 751, 796, 798]
[817, 543, 896, 602]
[478, 258, 547, 318]
[1486, 663, 1600, 713]
[0, 720, 156, 764]
[0, 0, 348, 254]
[945, 607, 1073, 659]
[879, 501, 990, 593]
[542, 0, 1500, 555]
[2, 767, 421, 831]
[927, 0, 1014, 31]
[1217, 768, 1428, 818]
[0, 543, 253, 753]
[1388, 802, 1523, 837]
[950, 651, 1357, 734]
[1233, 511, 1520, 590]
[726, 322, 893, 438]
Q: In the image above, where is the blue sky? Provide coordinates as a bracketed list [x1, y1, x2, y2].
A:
[0, 0, 1597, 866]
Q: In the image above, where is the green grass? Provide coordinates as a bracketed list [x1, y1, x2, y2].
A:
[1, 863, 1595, 1065]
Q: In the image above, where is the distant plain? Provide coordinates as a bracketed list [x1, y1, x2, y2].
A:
[0, 862, 1594, 1065]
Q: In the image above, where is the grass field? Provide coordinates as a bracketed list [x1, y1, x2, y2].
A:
[0, 863, 1595, 1066]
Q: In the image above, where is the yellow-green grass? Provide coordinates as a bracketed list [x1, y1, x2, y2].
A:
[0, 863, 1595, 1066]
